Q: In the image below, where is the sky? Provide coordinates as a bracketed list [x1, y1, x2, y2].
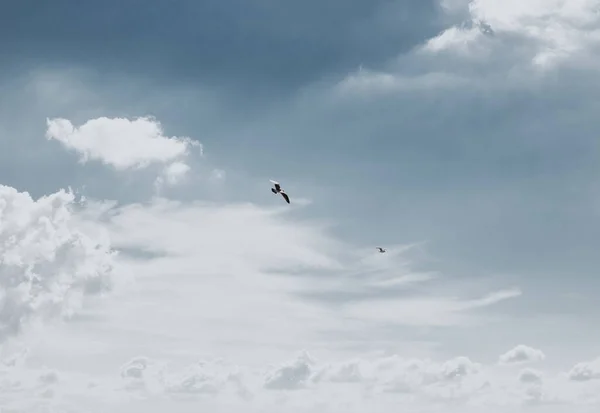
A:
[1, 0, 600, 411]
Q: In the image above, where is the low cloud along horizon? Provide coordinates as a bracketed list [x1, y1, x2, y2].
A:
[2, 1, 600, 412]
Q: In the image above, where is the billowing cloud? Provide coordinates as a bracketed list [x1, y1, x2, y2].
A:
[154, 161, 192, 193]
[45, 116, 201, 171]
[264, 351, 316, 390]
[499, 345, 546, 365]
[120, 356, 149, 380]
[0, 184, 116, 343]
[336, 0, 600, 96]
[423, 0, 600, 68]
[568, 357, 600, 382]
[6, 350, 600, 412]
[519, 368, 543, 384]
[162, 161, 191, 185]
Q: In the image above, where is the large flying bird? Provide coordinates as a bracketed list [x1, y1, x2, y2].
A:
[269, 179, 290, 204]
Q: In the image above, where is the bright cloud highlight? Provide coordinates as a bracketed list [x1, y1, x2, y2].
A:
[499, 345, 546, 365]
[336, 0, 600, 96]
[0, 185, 115, 343]
[424, 0, 600, 67]
[45, 116, 201, 171]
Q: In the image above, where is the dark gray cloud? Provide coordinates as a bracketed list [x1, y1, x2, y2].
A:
[1, 0, 443, 95]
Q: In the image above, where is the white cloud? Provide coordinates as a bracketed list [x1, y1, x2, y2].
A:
[0, 184, 116, 343]
[519, 368, 543, 384]
[334, 68, 466, 96]
[568, 357, 600, 382]
[422, 24, 490, 55]
[341, 288, 521, 327]
[499, 345, 546, 365]
[2, 110, 595, 412]
[45, 116, 201, 170]
[154, 161, 192, 193]
[334, 0, 600, 96]
[424, 0, 600, 68]
[120, 356, 149, 380]
[0, 175, 530, 411]
[264, 351, 315, 390]
[5, 350, 600, 412]
[162, 161, 191, 185]
[439, 0, 472, 14]
[0, 0, 598, 403]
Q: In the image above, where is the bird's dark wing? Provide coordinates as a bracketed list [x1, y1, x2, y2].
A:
[269, 180, 281, 191]
[281, 192, 290, 204]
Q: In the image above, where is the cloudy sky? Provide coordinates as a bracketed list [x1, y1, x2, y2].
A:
[1, 0, 600, 411]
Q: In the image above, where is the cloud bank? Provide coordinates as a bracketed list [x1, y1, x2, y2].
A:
[3, 348, 600, 413]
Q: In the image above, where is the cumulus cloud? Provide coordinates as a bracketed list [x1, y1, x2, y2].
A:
[154, 161, 192, 193]
[423, 0, 600, 68]
[115, 355, 251, 402]
[519, 368, 543, 384]
[4, 326, 600, 411]
[165, 365, 223, 395]
[259, 352, 485, 397]
[568, 357, 600, 382]
[335, 0, 600, 96]
[499, 345, 546, 365]
[264, 351, 316, 390]
[27, 351, 585, 410]
[0, 184, 116, 343]
[120, 356, 149, 380]
[0, 110, 590, 413]
[45, 116, 201, 171]
[315, 359, 367, 384]
[161, 161, 191, 185]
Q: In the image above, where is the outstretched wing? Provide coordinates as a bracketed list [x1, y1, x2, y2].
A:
[281, 192, 290, 204]
[269, 179, 281, 191]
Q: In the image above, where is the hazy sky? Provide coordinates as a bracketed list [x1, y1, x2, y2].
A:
[1, 0, 600, 412]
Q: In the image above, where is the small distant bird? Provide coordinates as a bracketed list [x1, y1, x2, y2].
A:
[376, 247, 386, 253]
[269, 179, 290, 204]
